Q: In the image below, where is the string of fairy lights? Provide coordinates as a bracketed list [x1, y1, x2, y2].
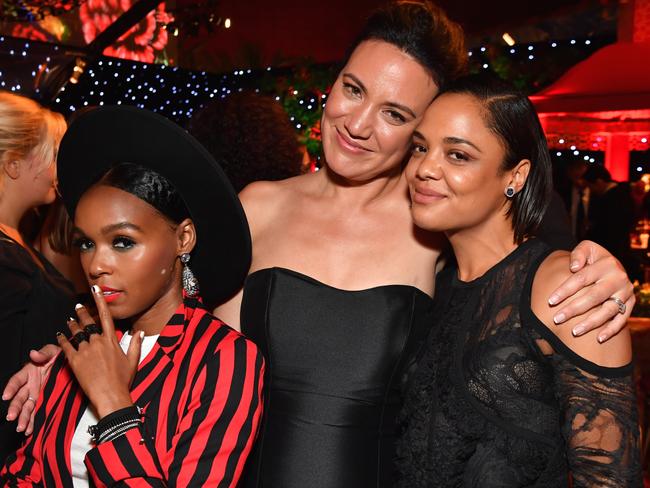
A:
[0, 32, 648, 171]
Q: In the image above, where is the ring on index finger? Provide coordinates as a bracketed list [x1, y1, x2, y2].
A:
[70, 330, 90, 350]
[607, 296, 627, 315]
[84, 323, 102, 336]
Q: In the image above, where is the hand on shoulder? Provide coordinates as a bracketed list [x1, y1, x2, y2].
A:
[531, 250, 632, 368]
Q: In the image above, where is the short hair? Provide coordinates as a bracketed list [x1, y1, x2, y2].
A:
[583, 164, 612, 183]
[97, 162, 190, 225]
[0, 92, 65, 190]
[442, 74, 552, 243]
[345, 0, 467, 88]
[188, 92, 303, 193]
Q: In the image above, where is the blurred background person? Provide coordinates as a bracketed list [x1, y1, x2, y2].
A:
[188, 92, 304, 193]
[32, 198, 88, 295]
[584, 164, 640, 281]
[555, 157, 590, 241]
[0, 92, 75, 462]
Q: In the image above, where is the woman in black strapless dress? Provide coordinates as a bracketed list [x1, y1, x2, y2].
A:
[241, 268, 432, 486]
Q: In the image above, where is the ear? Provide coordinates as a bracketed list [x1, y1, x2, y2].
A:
[507, 159, 531, 194]
[176, 218, 197, 255]
[1, 153, 21, 180]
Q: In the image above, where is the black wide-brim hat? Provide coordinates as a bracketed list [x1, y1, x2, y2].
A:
[57, 105, 251, 307]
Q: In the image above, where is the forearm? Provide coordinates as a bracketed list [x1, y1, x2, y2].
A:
[86, 338, 265, 487]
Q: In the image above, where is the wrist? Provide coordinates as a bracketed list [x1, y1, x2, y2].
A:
[94, 394, 133, 419]
[88, 405, 143, 444]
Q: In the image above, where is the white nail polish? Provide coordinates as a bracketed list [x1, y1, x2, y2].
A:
[75, 303, 83, 310]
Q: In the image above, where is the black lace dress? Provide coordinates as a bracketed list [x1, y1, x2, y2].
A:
[396, 239, 641, 487]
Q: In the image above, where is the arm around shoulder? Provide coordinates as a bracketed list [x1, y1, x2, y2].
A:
[531, 250, 632, 368]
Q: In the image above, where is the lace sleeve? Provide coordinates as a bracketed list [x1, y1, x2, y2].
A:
[548, 350, 641, 487]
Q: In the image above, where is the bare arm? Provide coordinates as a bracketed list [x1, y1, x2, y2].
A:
[531, 251, 640, 486]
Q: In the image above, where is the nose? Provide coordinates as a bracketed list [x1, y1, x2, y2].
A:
[86, 246, 112, 281]
[344, 103, 373, 140]
[414, 151, 443, 181]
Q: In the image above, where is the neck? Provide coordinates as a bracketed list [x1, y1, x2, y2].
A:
[446, 214, 519, 282]
[128, 286, 184, 336]
[0, 196, 29, 230]
[318, 164, 407, 209]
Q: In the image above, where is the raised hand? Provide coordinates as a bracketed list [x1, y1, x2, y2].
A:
[57, 285, 143, 419]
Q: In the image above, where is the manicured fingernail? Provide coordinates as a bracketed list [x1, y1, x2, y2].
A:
[570, 261, 580, 271]
[553, 313, 566, 324]
[68, 317, 75, 322]
[140, 331, 145, 339]
[56, 331, 63, 337]
[91, 285, 100, 294]
[572, 325, 585, 336]
[75, 303, 84, 310]
[598, 334, 607, 343]
[548, 294, 560, 305]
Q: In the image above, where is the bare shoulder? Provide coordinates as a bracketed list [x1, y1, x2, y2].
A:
[238, 175, 308, 234]
[531, 250, 632, 367]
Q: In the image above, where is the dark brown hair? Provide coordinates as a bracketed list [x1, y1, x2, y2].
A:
[346, 0, 467, 88]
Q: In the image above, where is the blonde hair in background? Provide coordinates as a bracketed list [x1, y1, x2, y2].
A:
[0, 91, 66, 191]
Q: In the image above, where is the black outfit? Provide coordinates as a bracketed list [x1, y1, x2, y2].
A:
[240, 267, 432, 487]
[0, 231, 75, 463]
[536, 190, 575, 251]
[588, 183, 640, 281]
[396, 239, 641, 487]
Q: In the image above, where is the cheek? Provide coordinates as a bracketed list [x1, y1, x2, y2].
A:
[322, 89, 349, 123]
[375, 124, 411, 155]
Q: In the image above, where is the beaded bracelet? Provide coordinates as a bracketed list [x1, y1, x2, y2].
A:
[88, 405, 143, 444]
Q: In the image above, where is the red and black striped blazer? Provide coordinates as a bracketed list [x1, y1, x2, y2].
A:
[1, 297, 265, 487]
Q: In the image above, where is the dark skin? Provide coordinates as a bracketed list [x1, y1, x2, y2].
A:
[55, 184, 196, 419]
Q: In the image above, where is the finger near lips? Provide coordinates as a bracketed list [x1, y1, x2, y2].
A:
[90, 284, 116, 336]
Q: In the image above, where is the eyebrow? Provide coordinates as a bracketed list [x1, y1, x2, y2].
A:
[73, 221, 144, 236]
[443, 136, 482, 153]
[342, 73, 417, 119]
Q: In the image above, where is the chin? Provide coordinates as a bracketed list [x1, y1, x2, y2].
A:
[41, 189, 57, 205]
[410, 209, 448, 232]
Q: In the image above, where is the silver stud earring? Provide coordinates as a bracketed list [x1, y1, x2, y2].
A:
[180, 253, 199, 297]
[505, 186, 516, 198]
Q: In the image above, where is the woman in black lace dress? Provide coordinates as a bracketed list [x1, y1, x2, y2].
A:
[397, 75, 641, 487]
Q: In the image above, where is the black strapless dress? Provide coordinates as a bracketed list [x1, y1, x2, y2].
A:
[239, 267, 433, 487]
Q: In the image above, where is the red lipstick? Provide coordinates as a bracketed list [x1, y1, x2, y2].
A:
[98, 285, 123, 304]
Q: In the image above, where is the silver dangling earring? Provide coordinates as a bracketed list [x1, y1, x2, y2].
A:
[504, 186, 516, 198]
[180, 253, 200, 297]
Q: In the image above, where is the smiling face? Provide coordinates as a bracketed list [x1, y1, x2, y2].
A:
[406, 92, 529, 235]
[321, 40, 438, 182]
[73, 184, 189, 321]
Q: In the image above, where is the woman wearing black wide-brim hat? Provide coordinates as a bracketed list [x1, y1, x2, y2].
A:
[1, 106, 265, 487]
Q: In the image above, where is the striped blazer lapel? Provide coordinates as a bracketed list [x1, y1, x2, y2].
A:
[129, 298, 192, 405]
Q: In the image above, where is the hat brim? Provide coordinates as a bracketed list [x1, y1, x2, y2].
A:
[57, 105, 251, 307]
